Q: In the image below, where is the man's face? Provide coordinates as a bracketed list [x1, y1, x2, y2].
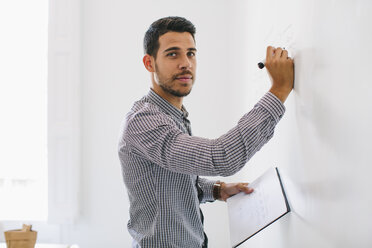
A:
[153, 31, 197, 97]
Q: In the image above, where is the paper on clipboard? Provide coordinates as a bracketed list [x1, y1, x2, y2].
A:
[227, 167, 290, 247]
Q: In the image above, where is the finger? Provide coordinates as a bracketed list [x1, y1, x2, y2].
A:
[237, 183, 254, 194]
[244, 187, 254, 194]
[282, 49, 288, 59]
[288, 57, 294, 65]
[266, 46, 274, 61]
[274, 47, 283, 59]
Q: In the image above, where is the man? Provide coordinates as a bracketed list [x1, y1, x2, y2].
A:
[118, 16, 294, 247]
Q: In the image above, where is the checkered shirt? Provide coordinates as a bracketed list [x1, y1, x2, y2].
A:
[118, 89, 285, 247]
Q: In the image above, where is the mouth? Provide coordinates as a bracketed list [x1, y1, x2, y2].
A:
[175, 75, 193, 82]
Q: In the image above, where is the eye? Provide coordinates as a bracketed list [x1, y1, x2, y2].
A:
[187, 51, 196, 57]
[167, 52, 177, 57]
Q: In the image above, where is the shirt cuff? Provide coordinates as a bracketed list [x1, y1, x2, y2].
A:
[256, 92, 286, 123]
[198, 178, 218, 202]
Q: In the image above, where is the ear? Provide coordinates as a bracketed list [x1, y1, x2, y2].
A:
[143, 54, 155, 72]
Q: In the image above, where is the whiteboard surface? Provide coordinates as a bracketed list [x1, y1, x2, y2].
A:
[231, 0, 372, 247]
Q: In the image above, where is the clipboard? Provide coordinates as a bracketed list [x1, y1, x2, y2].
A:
[227, 167, 290, 247]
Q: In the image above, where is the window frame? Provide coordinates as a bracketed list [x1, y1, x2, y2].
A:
[47, 0, 81, 225]
[0, 0, 81, 242]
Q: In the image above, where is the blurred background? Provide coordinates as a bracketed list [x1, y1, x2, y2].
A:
[0, 0, 253, 247]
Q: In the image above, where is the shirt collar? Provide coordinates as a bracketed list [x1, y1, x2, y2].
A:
[147, 89, 189, 119]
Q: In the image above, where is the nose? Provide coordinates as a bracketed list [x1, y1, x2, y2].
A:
[178, 54, 192, 70]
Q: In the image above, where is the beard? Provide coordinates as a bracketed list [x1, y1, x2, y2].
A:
[159, 81, 192, 97]
[154, 64, 195, 97]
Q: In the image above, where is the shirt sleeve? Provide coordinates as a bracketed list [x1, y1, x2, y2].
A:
[124, 92, 285, 177]
[197, 177, 218, 203]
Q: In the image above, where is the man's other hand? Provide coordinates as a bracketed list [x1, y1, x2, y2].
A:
[220, 182, 254, 202]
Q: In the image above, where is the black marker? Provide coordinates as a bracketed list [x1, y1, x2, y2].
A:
[258, 59, 266, 69]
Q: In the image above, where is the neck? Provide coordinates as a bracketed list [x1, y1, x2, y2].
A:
[151, 84, 183, 110]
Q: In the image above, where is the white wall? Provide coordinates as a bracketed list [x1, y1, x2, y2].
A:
[60, 0, 251, 247]
[58, 1, 372, 247]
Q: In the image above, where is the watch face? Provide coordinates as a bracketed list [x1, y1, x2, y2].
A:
[213, 183, 221, 200]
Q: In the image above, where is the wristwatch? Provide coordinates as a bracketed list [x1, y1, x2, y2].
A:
[213, 181, 223, 200]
